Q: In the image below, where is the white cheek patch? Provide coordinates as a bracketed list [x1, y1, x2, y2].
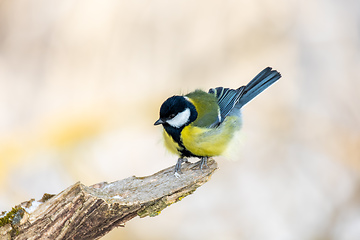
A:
[166, 108, 191, 128]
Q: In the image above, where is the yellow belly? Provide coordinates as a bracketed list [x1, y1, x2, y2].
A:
[162, 116, 241, 157]
[181, 116, 241, 157]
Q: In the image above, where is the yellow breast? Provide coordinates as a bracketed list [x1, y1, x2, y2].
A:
[162, 130, 182, 155]
[181, 116, 241, 157]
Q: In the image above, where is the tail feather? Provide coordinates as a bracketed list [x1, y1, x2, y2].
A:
[237, 67, 281, 108]
[208, 67, 281, 127]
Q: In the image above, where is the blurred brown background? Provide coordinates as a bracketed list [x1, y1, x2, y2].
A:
[1, 0, 360, 239]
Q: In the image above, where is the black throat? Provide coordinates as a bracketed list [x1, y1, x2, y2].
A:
[163, 124, 198, 158]
[162, 100, 199, 158]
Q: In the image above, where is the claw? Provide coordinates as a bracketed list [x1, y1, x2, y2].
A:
[174, 158, 187, 175]
[199, 157, 208, 171]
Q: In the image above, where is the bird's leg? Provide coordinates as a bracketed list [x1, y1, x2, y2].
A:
[199, 157, 208, 171]
[174, 158, 187, 175]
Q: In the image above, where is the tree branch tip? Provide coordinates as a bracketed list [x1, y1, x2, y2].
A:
[1, 159, 218, 239]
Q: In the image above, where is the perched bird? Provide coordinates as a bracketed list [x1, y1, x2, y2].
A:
[154, 67, 281, 175]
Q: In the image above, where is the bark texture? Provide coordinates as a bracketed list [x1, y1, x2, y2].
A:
[0, 159, 217, 240]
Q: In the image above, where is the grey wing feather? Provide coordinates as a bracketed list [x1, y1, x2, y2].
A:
[208, 87, 244, 123]
[209, 67, 281, 127]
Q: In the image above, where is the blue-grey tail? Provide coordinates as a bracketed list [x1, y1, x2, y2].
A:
[237, 67, 281, 109]
[208, 67, 281, 125]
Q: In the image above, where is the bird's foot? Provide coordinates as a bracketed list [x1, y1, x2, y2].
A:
[199, 157, 208, 171]
[174, 158, 188, 176]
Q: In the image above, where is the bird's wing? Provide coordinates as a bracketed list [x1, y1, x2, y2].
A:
[208, 86, 244, 125]
[208, 67, 281, 127]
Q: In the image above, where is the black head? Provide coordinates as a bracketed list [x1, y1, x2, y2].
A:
[154, 95, 197, 128]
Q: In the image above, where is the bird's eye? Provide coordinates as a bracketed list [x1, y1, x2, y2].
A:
[169, 113, 176, 119]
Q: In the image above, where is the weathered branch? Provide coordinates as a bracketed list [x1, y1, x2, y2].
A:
[0, 159, 217, 240]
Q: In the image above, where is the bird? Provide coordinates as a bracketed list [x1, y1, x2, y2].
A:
[154, 67, 281, 175]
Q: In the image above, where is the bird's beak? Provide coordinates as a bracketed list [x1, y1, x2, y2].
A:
[154, 118, 165, 125]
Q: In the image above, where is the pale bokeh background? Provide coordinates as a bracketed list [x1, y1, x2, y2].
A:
[1, 0, 360, 239]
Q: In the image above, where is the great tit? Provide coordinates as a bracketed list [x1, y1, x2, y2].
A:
[154, 67, 281, 175]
